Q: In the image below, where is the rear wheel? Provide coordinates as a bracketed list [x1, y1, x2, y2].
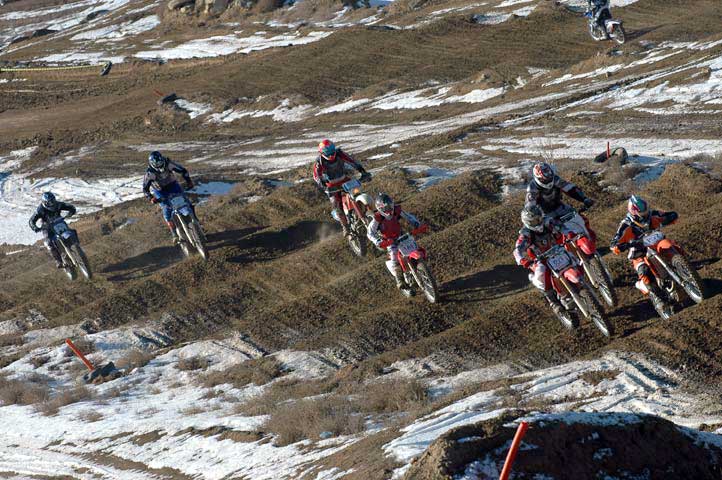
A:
[589, 256, 617, 308]
[413, 260, 438, 304]
[672, 255, 704, 304]
[579, 289, 613, 337]
[71, 244, 92, 280]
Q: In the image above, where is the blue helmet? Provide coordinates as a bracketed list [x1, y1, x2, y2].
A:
[148, 151, 167, 171]
[41, 192, 57, 209]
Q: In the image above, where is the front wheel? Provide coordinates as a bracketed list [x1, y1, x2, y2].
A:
[611, 24, 626, 44]
[589, 255, 617, 308]
[189, 219, 208, 260]
[347, 218, 367, 258]
[649, 289, 674, 320]
[579, 289, 613, 337]
[671, 254, 704, 304]
[412, 260, 438, 304]
[70, 244, 92, 280]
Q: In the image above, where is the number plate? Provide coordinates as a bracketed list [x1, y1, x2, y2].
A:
[170, 196, 188, 209]
[342, 179, 361, 193]
[643, 231, 664, 247]
[547, 252, 571, 271]
[397, 236, 418, 256]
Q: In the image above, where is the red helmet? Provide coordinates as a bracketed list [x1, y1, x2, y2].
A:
[532, 162, 555, 189]
[318, 139, 337, 162]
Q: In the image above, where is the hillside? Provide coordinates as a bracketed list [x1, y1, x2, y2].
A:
[1, 0, 722, 478]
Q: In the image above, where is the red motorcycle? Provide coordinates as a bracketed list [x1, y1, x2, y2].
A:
[557, 206, 617, 308]
[386, 227, 438, 303]
[329, 176, 373, 257]
[536, 237, 613, 337]
[627, 230, 705, 320]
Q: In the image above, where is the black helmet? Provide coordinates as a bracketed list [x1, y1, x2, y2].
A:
[375, 193, 395, 219]
[41, 192, 57, 210]
[148, 151, 167, 171]
[521, 205, 545, 233]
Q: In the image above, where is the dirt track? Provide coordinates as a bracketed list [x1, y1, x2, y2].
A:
[1, 0, 722, 394]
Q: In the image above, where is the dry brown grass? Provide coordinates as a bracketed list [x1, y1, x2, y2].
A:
[177, 355, 209, 371]
[65, 338, 95, 357]
[36, 384, 94, 416]
[0, 334, 23, 347]
[236, 376, 430, 446]
[30, 355, 50, 369]
[201, 356, 283, 389]
[0, 372, 51, 406]
[265, 395, 366, 446]
[116, 349, 155, 371]
[77, 409, 104, 422]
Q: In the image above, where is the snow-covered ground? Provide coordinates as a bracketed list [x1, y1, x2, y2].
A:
[2, 325, 720, 480]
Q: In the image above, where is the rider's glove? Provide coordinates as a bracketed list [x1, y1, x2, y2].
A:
[520, 258, 532, 269]
[186, 179, 194, 190]
[149, 196, 159, 204]
[359, 171, 372, 182]
[379, 238, 394, 248]
[583, 197, 595, 208]
[611, 246, 621, 255]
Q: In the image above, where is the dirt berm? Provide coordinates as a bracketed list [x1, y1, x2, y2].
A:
[405, 411, 722, 479]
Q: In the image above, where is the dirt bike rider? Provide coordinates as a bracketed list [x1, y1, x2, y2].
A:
[313, 139, 371, 237]
[143, 151, 195, 244]
[610, 195, 678, 296]
[587, 0, 612, 37]
[525, 162, 596, 246]
[514, 205, 569, 316]
[29, 192, 77, 268]
[367, 193, 427, 295]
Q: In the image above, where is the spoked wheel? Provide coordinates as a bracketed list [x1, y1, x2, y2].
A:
[175, 218, 192, 257]
[71, 244, 92, 280]
[611, 24, 626, 44]
[347, 219, 367, 258]
[580, 289, 613, 337]
[649, 289, 674, 320]
[413, 260, 439, 304]
[556, 308, 579, 331]
[672, 255, 704, 304]
[589, 255, 617, 308]
[58, 242, 77, 280]
[189, 220, 208, 260]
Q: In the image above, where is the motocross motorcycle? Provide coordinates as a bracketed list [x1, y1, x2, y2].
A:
[586, 9, 625, 44]
[536, 238, 614, 337]
[329, 176, 374, 257]
[387, 226, 438, 303]
[168, 193, 208, 260]
[625, 230, 705, 320]
[558, 207, 617, 308]
[50, 218, 92, 281]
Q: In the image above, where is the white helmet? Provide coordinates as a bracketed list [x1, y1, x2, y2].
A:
[521, 205, 545, 233]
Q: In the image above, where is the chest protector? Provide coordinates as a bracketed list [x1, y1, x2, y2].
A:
[319, 157, 347, 183]
[529, 230, 557, 256]
[375, 206, 403, 239]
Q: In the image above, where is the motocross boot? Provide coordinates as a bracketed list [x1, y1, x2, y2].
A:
[167, 221, 181, 245]
[544, 290, 564, 316]
[395, 274, 413, 297]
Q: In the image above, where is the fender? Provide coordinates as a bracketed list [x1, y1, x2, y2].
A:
[576, 235, 596, 256]
[655, 238, 676, 254]
[356, 193, 374, 207]
[409, 247, 427, 261]
[563, 266, 584, 284]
